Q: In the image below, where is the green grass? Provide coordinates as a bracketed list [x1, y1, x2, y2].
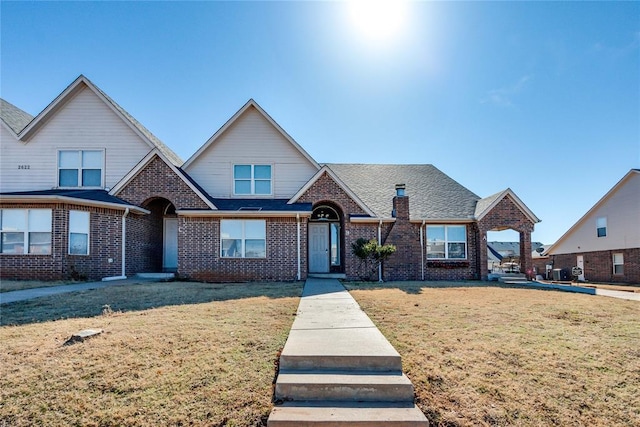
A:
[0, 279, 86, 293]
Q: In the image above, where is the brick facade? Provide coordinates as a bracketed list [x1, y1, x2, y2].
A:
[478, 196, 535, 280]
[116, 155, 210, 210]
[549, 248, 639, 284]
[177, 216, 305, 282]
[0, 203, 123, 281]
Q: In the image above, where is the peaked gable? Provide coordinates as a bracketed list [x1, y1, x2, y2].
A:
[475, 188, 540, 224]
[182, 100, 319, 198]
[548, 169, 640, 254]
[17, 75, 182, 166]
[111, 149, 215, 210]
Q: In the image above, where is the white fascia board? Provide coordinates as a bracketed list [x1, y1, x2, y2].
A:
[177, 210, 312, 218]
[109, 149, 217, 210]
[0, 195, 150, 215]
[475, 188, 540, 224]
[410, 219, 475, 224]
[349, 217, 396, 223]
[547, 169, 639, 255]
[288, 166, 377, 217]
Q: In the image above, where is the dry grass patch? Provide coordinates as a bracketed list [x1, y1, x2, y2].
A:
[0, 280, 82, 293]
[0, 281, 302, 426]
[345, 281, 640, 427]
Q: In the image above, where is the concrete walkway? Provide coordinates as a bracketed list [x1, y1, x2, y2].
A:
[0, 277, 157, 305]
[529, 281, 640, 301]
[268, 278, 428, 426]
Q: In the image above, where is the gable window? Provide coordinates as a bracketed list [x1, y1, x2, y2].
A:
[0, 209, 52, 255]
[596, 217, 607, 237]
[221, 219, 266, 258]
[613, 253, 624, 275]
[426, 225, 467, 259]
[234, 165, 272, 195]
[69, 211, 90, 255]
[58, 150, 104, 188]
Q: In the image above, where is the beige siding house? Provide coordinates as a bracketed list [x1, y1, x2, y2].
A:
[547, 170, 640, 284]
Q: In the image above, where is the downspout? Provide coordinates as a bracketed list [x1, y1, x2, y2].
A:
[378, 220, 383, 282]
[420, 220, 425, 281]
[121, 208, 129, 278]
[102, 207, 129, 281]
[296, 214, 301, 281]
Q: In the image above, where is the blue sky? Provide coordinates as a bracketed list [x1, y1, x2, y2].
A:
[1, 1, 638, 245]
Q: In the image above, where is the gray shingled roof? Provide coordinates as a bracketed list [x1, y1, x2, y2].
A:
[0, 98, 34, 133]
[325, 164, 480, 220]
[474, 190, 504, 219]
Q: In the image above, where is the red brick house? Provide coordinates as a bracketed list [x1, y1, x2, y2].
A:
[1, 76, 540, 282]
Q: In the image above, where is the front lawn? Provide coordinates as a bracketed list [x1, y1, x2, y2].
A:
[346, 281, 640, 427]
[0, 281, 302, 426]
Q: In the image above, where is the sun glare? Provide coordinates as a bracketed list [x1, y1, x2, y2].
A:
[348, 0, 408, 42]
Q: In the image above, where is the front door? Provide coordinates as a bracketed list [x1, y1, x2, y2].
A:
[576, 255, 585, 281]
[163, 218, 178, 271]
[309, 223, 329, 273]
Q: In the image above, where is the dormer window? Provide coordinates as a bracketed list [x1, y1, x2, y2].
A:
[58, 150, 104, 188]
[234, 164, 272, 195]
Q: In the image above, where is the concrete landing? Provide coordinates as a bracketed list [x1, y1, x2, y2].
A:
[268, 278, 428, 426]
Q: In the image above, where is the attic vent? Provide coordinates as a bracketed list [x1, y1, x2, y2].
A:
[238, 207, 262, 211]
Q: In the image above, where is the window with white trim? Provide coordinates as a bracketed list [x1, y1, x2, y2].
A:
[0, 209, 52, 254]
[426, 225, 467, 259]
[221, 219, 266, 258]
[613, 253, 624, 275]
[233, 165, 272, 195]
[69, 211, 90, 255]
[596, 217, 607, 237]
[58, 150, 104, 188]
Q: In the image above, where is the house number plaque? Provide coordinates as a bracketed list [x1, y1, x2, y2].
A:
[18, 165, 30, 169]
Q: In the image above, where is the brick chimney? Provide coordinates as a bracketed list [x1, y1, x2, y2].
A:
[392, 184, 409, 221]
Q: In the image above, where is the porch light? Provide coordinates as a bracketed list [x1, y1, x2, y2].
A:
[395, 184, 406, 197]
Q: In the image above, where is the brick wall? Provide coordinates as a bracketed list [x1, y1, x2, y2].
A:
[116, 155, 210, 210]
[477, 195, 536, 280]
[550, 248, 639, 284]
[178, 216, 306, 282]
[0, 203, 123, 280]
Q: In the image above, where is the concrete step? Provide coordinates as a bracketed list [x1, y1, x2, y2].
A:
[268, 401, 428, 426]
[280, 328, 402, 372]
[135, 272, 175, 280]
[275, 371, 415, 402]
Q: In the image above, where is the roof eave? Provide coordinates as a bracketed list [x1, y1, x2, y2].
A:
[0, 195, 150, 214]
[177, 209, 312, 218]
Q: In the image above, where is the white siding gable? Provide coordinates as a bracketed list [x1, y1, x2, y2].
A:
[0, 87, 153, 192]
[184, 106, 318, 198]
[551, 172, 640, 254]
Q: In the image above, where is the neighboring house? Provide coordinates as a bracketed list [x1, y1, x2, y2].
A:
[0, 75, 540, 282]
[545, 170, 640, 284]
[486, 241, 544, 273]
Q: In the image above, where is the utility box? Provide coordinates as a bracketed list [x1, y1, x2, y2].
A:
[552, 268, 570, 281]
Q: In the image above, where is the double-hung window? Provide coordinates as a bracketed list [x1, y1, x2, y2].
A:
[220, 220, 266, 258]
[426, 225, 467, 259]
[0, 209, 52, 254]
[58, 150, 104, 188]
[233, 165, 272, 195]
[69, 211, 90, 255]
[613, 253, 624, 275]
[596, 217, 607, 237]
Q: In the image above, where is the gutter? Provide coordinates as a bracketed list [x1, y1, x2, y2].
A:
[102, 207, 129, 281]
[296, 213, 301, 281]
[420, 220, 425, 281]
[0, 195, 149, 215]
[378, 220, 383, 282]
[177, 210, 311, 218]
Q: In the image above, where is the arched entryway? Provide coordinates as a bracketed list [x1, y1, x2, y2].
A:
[141, 197, 177, 272]
[308, 203, 344, 274]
